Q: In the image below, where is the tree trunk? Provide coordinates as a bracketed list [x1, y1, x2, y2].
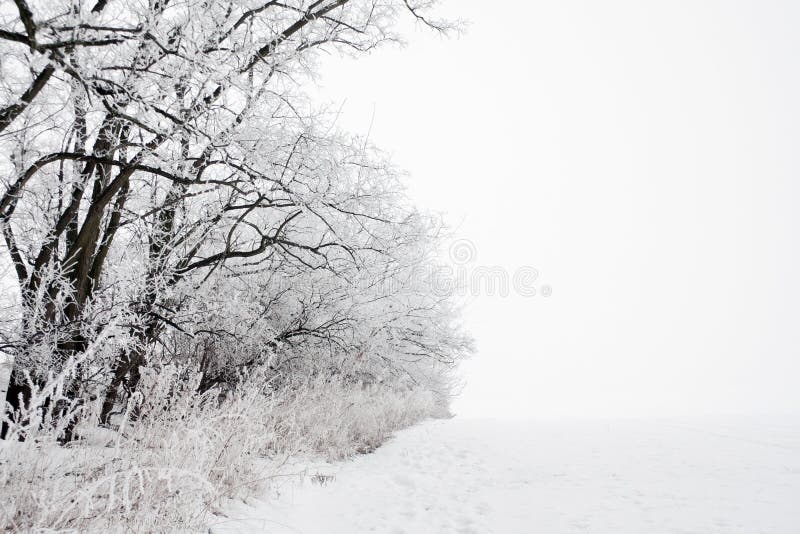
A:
[1, 367, 33, 440]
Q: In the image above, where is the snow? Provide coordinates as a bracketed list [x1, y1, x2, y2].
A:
[211, 416, 800, 534]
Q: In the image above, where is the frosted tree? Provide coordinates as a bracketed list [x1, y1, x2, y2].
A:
[0, 0, 469, 436]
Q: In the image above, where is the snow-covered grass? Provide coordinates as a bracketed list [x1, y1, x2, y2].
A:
[214, 416, 800, 534]
[263, 377, 447, 460]
[0, 364, 443, 532]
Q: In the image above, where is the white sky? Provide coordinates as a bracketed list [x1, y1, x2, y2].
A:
[315, 0, 800, 418]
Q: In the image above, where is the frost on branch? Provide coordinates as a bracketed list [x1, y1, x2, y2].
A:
[0, 1, 471, 530]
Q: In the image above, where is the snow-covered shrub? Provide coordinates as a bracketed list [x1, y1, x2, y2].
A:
[259, 375, 446, 460]
[1, 359, 451, 531]
[1, 362, 274, 531]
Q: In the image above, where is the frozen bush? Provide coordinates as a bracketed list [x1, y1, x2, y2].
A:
[1, 361, 449, 532]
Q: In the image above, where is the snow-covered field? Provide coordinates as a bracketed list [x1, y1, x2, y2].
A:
[211, 416, 800, 534]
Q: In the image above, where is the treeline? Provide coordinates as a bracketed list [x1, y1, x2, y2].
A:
[0, 1, 471, 529]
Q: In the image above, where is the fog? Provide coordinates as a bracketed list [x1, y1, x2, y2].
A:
[314, 0, 800, 418]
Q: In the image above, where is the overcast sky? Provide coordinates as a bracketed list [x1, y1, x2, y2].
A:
[314, 0, 800, 418]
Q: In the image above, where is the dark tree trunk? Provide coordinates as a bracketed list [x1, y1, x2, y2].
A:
[0, 367, 32, 440]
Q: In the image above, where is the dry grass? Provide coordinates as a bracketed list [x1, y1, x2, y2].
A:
[0, 362, 443, 532]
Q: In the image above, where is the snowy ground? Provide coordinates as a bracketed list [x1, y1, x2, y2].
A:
[211, 416, 800, 534]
